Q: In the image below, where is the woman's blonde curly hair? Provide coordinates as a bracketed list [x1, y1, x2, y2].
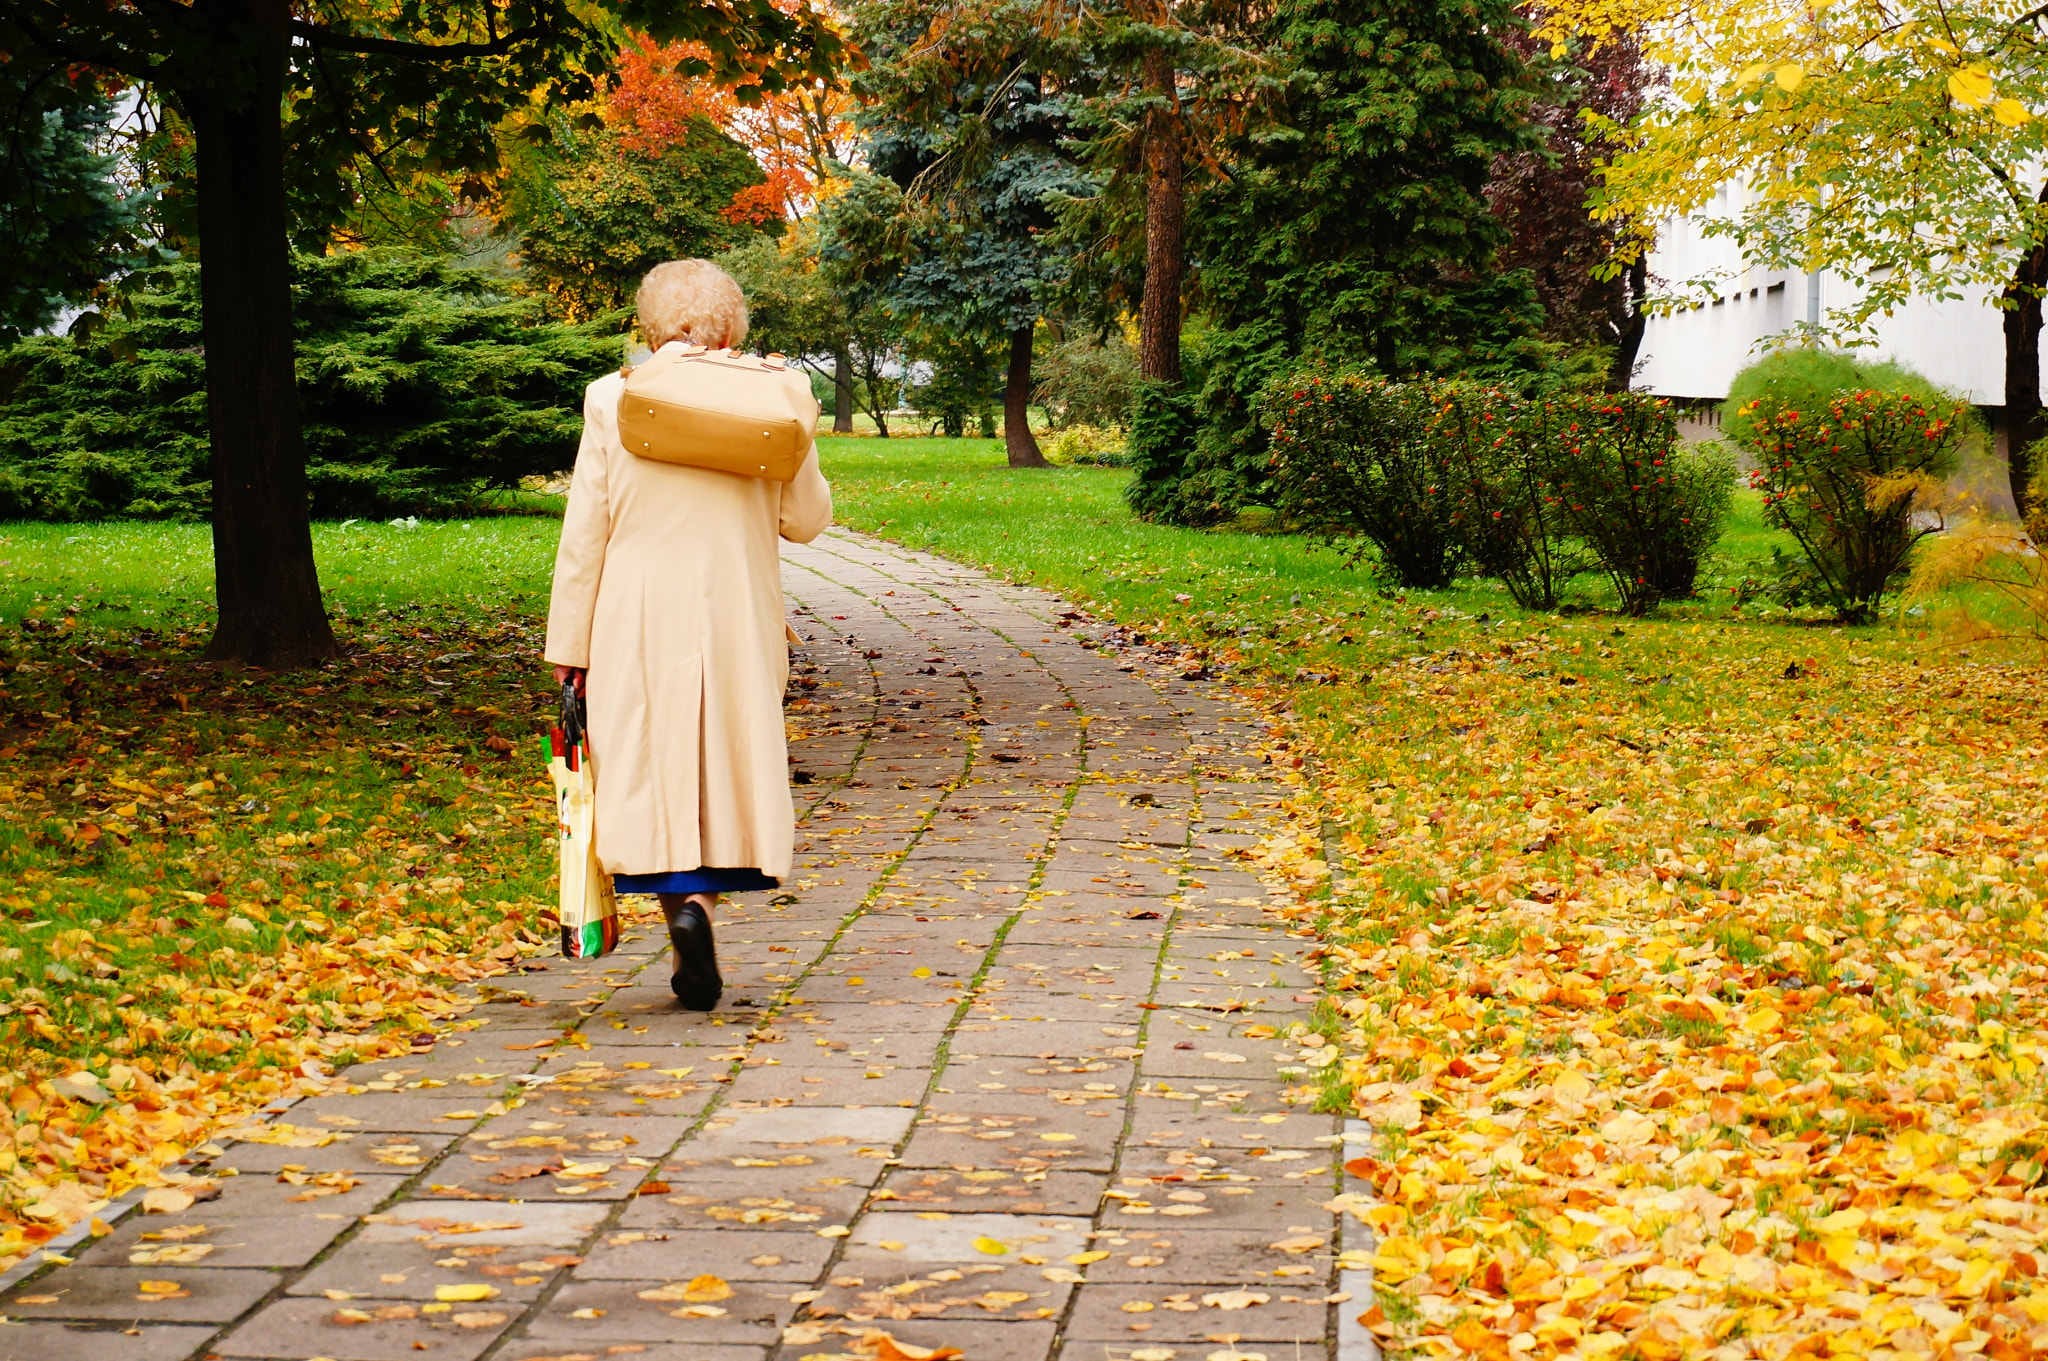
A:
[636, 259, 749, 349]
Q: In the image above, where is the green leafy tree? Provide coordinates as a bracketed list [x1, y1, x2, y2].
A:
[718, 220, 907, 435]
[2, 0, 841, 666]
[499, 115, 769, 321]
[0, 250, 621, 520]
[1126, 0, 1546, 526]
[0, 66, 147, 341]
[846, 0, 1096, 467]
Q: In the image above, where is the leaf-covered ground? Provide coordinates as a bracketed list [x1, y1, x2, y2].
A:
[820, 438, 2048, 1361]
[0, 519, 566, 1268]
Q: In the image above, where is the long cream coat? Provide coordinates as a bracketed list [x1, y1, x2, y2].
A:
[544, 353, 833, 879]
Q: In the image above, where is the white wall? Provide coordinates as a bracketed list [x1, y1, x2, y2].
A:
[1633, 187, 2015, 407]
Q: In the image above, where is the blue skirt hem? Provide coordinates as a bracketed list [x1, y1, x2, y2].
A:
[614, 868, 779, 895]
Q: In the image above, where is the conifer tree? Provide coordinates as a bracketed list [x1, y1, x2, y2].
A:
[1127, 0, 1545, 525]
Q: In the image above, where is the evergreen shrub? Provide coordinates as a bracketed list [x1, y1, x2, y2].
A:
[0, 250, 622, 521]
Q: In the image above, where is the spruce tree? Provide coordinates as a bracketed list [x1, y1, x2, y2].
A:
[1127, 0, 1545, 525]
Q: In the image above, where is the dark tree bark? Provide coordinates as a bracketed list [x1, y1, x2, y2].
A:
[1003, 326, 1048, 467]
[1137, 45, 1184, 386]
[182, 0, 335, 668]
[2005, 202, 2048, 515]
[1606, 254, 1648, 393]
[832, 344, 854, 433]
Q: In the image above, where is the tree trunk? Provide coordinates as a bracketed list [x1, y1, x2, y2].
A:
[1004, 326, 1048, 468]
[1137, 45, 1185, 386]
[832, 344, 854, 433]
[2005, 203, 2048, 516]
[184, 0, 335, 668]
[1607, 254, 1648, 393]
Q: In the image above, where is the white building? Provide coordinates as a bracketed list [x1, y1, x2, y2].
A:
[1634, 194, 2016, 410]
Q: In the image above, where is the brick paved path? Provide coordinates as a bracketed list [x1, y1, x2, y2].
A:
[0, 531, 1358, 1361]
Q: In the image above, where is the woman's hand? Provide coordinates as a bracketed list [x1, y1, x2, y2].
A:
[554, 664, 587, 697]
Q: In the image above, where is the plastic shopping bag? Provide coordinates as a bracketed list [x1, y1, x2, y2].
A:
[548, 681, 618, 958]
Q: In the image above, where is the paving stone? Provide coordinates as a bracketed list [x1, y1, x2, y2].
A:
[0, 1266, 281, 1323]
[288, 1238, 568, 1301]
[1063, 1281, 1332, 1342]
[873, 1168, 1106, 1215]
[501, 1348, 766, 1361]
[285, 1092, 504, 1133]
[0, 1322, 219, 1361]
[771, 1319, 1058, 1361]
[355, 1200, 606, 1248]
[76, 1213, 355, 1270]
[156, 1173, 407, 1219]
[215, 1131, 453, 1176]
[615, 1178, 867, 1232]
[524, 1279, 799, 1344]
[1079, 1226, 1342, 1284]
[801, 1259, 1073, 1321]
[576, 1225, 835, 1280]
[694, 1105, 915, 1147]
[213, 1295, 513, 1359]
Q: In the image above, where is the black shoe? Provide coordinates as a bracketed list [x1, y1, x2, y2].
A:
[669, 903, 723, 1011]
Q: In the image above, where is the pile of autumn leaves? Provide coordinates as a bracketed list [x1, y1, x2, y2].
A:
[1274, 635, 2048, 1360]
[0, 896, 541, 1273]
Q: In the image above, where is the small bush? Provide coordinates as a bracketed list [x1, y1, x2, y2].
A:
[1744, 388, 1964, 621]
[1545, 393, 1734, 613]
[1036, 336, 1141, 430]
[1045, 424, 1127, 466]
[1123, 380, 1209, 525]
[1264, 373, 1461, 588]
[1436, 387, 1585, 610]
[1721, 349, 1970, 450]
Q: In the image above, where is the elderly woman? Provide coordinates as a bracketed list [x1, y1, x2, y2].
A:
[545, 259, 833, 1010]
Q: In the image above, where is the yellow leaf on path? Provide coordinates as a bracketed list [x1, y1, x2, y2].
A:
[1123, 1300, 1155, 1313]
[452, 1311, 508, 1328]
[568, 1307, 606, 1319]
[1269, 1235, 1325, 1254]
[1951, 64, 1995, 109]
[136, 1279, 184, 1295]
[1038, 1133, 1076, 1142]
[848, 1330, 963, 1361]
[682, 1274, 734, 1302]
[912, 967, 932, 978]
[1204, 1289, 1270, 1310]
[973, 1236, 1010, 1254]
[435, 1284, 500, 1302]
[669, 1304, 729, 1318]
[1068, 1250, 1110, 1264]
[817, 1225, 851, 1237]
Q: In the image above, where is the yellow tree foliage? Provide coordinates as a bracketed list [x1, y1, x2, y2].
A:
[1531, 0, 2048, 334]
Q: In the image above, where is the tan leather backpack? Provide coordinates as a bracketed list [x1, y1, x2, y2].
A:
[616, 344, 819, 482]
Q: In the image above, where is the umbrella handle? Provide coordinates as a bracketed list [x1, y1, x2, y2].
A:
[561, 681, 588, 750]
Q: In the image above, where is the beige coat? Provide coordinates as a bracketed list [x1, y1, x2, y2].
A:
[544, 354, 833, 879]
